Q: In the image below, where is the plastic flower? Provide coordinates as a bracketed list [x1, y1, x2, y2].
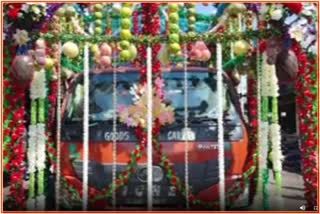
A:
[13, 29, 30, 45]
[270, 9, 283, 21]
[289, 24, 304, 42]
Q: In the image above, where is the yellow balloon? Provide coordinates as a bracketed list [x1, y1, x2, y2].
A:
[233, 40, 250, 56]
[62, 42, 79, 58]
[44, 58, 55, 69]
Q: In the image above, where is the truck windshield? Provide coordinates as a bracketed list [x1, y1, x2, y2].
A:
[64, 71, 240, 123]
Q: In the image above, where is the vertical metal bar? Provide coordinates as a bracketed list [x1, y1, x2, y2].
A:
[146, 46, 153, 210]
[216, 43, 225, 210]
[183, 43, 190, 209]
[55, 42, 62, 210]
[112, 50, 117, 209]
[82, 44, 89, 210]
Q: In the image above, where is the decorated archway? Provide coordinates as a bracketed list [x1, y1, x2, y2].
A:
[2, 2, 318, 211]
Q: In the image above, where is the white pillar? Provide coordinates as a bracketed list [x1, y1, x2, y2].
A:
[216, 43, 225, 210]
[82, 44, 89, 210]
[146, 46, 153, 210]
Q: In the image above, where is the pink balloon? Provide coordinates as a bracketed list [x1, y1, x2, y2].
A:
[35, 48, 46, 57]
[194, 41, 207, 51]
[201, 49, 211, 61]
[190, 49, 202, 60]
[100, 43, 112, 56]
[100, 55, 111, 67]
[36, 56, 46, 66]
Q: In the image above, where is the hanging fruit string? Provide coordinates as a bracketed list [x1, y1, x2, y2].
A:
[168, 3, 181, 56]
[119, 3, 133, 61]
[92, 3, 104, 35]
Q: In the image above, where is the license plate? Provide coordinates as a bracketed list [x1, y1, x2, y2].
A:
[130, 185, 177, 198]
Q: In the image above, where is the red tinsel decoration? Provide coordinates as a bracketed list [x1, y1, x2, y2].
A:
[291, 40, 318, 209]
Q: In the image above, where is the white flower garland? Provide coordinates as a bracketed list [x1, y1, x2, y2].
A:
[269, 123, 283, 172]
[261, 53, 279, 97]
[30, 70, 47, 100]
[27, 69, 47, 210]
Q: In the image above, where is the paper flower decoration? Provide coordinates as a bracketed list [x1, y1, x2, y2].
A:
[288, 24, 304, 42]
[270, 9, 283, 21]
[117, 84, 175, 128]
[13, 29, 30, 45]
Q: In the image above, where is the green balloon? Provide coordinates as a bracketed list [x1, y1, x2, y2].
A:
[121, 18, 131, 29]
[95, 19, 102, 26]
[94, 4, 103, 11]
[186, 3, 196, 8]
[120, 40, 130, 49]
[188, 16, 196, 24]
[94, 11, 103, 19]
[188, 8, 196, 16]
[168, 3, 179, 12]
[169, 34, 180, 43]
[120, 7, 132, 18]
[169, 23, 180, 33]
[120, 29, 132, 40]
[120, 50, 131, 60]
[95, 27, 103, 34]
[169, 43, 181, 54]
[169, 13, 179, 23]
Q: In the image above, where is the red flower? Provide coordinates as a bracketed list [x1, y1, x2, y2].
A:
[259, 40, 266, 52]
[284, 3, 303, 14]
[7, 7, 20, 19]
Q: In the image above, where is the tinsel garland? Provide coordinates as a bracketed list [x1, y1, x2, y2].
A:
[35, 28, 280, 45]
[292, 40, 318, 210]
[3, 43, 26, 210]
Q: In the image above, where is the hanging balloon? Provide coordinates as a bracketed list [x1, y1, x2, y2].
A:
[190, 41, 212, 61]
[100, 43, 112, 56]
[99, 55, 111, 67]
[128, 44, 137, 61]
[275, 50, 298, 82]
[10, 55, 35, 89]
[226, 3, 247, 16]
[233, 40, 250, 56]
[62, 41, 79, 58]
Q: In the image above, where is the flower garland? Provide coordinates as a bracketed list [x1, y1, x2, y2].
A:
[27, 69, 47, 210]
[292, 40, 317, 210]
[255, 52, 283, 210]
[3, 42, 27, 210]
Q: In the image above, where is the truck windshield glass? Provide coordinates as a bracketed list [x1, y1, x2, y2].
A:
[64, 71, 239, 122]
